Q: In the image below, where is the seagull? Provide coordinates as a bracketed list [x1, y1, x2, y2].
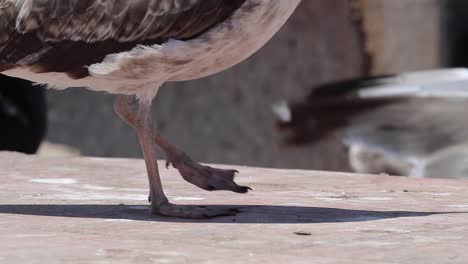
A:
[274, 68, 468, 179]
[0, 74, 46, 154]
[0, 0, 301, 218]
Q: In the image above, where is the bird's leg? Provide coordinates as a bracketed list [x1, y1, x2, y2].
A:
[154, 133, 251, 193]
[114, 95, 168, 209]
[114, 95, 240, 218]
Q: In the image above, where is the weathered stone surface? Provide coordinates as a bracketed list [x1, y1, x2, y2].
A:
[1, 152, 468, 263]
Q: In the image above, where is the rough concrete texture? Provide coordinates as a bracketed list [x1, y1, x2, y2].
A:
[1, 152, 468, 263]
[45, 1, 363, 171]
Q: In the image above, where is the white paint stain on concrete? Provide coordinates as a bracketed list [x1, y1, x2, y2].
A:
[82, 184, 114, 191]
[104, 219, 135, 223]
[31, 178, 77, 184]
[448, 204, 468, 208]
[425, 192, 452, 196]
[96, 249, 106, 257]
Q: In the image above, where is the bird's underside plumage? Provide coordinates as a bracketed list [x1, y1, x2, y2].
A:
[275, 68, 468, 179]
[0, 0, 246, 78]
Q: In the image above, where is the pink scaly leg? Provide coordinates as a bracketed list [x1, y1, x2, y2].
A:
[114, 95, 241, 218]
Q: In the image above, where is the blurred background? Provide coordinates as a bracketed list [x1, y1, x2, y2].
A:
[7, 0, 468, 175]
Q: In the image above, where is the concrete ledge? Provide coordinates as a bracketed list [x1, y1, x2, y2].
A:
[1, 152, 467, 263]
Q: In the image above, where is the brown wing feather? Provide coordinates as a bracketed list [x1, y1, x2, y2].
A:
[0, 0, 246, 78]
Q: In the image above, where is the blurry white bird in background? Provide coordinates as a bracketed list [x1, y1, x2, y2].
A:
[275, 68, 468, 179]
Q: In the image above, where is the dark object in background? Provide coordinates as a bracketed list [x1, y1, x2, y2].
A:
[0, 75, 46, 154]
[441, 0, 468, 67]
[275, 68, 468, 179]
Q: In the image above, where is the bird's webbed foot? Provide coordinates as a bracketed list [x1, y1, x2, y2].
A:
[165, 149, 251, 193]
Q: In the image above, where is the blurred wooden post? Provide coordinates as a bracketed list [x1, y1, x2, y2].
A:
[358, 0, 441, 74]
